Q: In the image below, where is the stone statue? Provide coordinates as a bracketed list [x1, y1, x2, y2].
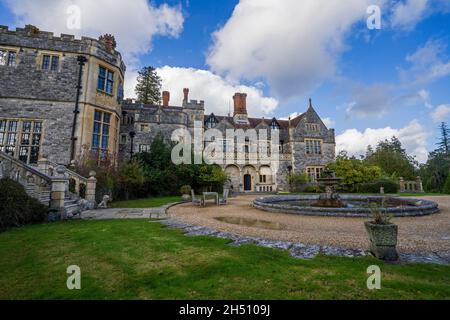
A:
[98, 195, 111, 209]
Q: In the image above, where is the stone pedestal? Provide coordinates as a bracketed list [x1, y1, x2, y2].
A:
[86, 171, 97, 203]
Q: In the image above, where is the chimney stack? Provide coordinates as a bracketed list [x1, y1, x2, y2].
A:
[233, 93, 248, 115]
[162, 91, 170, 107]
[183, 88, 189, 103]
[98, 34, 117, 53]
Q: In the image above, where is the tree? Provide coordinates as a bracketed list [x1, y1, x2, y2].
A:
[118, 160, 145, 200]
[419, 123, 450, 193]
[197, 165, 228, 192]
[443, 170, 450, 194]
[420, 150, 450, 193]
[437, 122, 450, 154]
[365, 136, 418, 180]
[135, 66, 162, 104]
[327, 158, 382, 192]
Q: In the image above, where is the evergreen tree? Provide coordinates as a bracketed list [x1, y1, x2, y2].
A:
[442, 170, 450, 194]
[437, 122, 450, 154]
[135, 66, 162, 104]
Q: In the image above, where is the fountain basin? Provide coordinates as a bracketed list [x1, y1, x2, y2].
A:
[253, 195, 439, 218]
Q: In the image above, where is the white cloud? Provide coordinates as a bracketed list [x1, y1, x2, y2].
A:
[156, 66, 279, 117]
[322, 117, 336, 128]
[336, 120, 429, 163]
[4, 0, 184, 97]
[391, 0, 429, 30]
[207, 0, 384, 99]
[400, 39, 450, 86]
[431, 104, 450, 123]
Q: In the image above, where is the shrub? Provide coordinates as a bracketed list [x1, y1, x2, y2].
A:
[288, 173, 310, 192]
[180, 185, 192, 195]
[304, 185, 323, 193]
[356, 179, 399, 194]
[0, 178, 48, 232]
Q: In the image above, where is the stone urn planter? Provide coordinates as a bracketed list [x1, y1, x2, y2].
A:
[364, 221, 399, 261]
[180, 185, 192, 202]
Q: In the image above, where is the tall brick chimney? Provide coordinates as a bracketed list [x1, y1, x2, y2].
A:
[183, 88, 189, 103]
[233, 93, 248, 115]
[162, 91, 170, 107]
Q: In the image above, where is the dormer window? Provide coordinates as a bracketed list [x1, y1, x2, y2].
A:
[270, 119, 280, 130]
[205, 114, 219, 129]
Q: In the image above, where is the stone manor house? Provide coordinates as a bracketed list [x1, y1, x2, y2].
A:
[0, 25, 336, 193]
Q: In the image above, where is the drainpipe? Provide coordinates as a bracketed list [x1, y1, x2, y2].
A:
[70, 55, 88, 164]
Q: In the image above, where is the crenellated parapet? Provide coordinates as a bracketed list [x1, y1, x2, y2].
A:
[0, 25, 125, 74]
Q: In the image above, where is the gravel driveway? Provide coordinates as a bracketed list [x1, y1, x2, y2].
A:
[167, 195, 450, 256]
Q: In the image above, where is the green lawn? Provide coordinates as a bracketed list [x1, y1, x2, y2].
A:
[0, 220, 449, 300]
[110, 196, 181, 208]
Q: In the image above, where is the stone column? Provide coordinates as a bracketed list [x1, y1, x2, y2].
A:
[86, 171, 97, 203]
[399, 177, 405, 193]
[50, 166, 68, 211]
[37, 157, 49, 176]
[416, 176, 424, 193]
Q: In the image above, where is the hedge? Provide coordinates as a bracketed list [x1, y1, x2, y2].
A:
[356, 179, 399, 194]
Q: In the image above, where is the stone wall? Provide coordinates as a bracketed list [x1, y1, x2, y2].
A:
[0, 98, 74, 164]
[0, 26, 125, 165]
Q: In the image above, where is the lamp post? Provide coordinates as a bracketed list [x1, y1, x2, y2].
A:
[70, 55, 88, 163]
[129, 131, 136, 159]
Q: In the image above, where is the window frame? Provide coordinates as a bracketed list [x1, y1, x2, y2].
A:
[0, 118, 43, 164]
[0, 48, 17, 67]
[305, 139, 323, 155]
[97, 65, 115, 95]
[91, 110, 111, 160]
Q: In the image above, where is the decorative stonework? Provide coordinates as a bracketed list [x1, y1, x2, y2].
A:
[99, 34, 117, 52]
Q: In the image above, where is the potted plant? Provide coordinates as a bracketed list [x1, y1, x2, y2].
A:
[364, 199, 399, 261]
[180, 185, 192, 202]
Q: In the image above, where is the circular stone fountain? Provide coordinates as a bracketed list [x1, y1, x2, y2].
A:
[254, 171, 439, 217]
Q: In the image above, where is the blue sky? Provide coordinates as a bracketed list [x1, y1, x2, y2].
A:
[1, 0, 450, 162]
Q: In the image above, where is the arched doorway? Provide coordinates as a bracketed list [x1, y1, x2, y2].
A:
[242, 165, 257, 192]
[244, 174, 252, 191]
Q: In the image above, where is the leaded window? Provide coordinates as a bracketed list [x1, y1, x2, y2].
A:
[0, 49, 17, 66]
[0, 119, 43, 164]
[305, 139, 322, 155]
[306, 167, 324, 182]
[42, 55, 51, 70]
[98, 66, 114, 95]
[92, 110, 111, 159]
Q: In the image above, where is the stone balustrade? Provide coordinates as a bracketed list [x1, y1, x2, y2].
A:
[0, 151, 97, 216]
[399, 177, 424, 193]
[37, 158, 96, 202]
